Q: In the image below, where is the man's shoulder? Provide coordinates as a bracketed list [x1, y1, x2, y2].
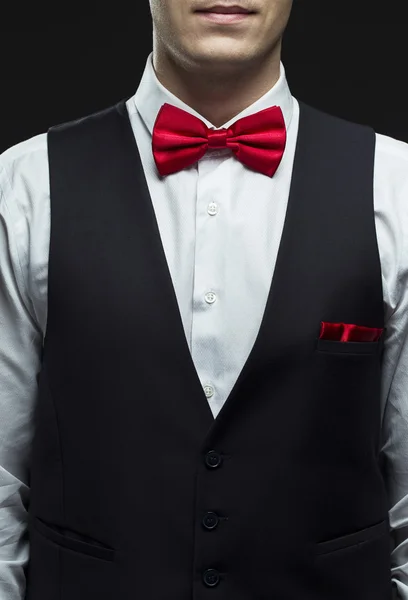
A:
[0, 100, 123, 188]
[0, 132, 49, 185]
[48, 100, 127, 140]
[375, 130, 408, 167]
[299, 99, 408, 167]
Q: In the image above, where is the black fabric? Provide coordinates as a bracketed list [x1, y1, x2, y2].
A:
[25, 97, 392, 599]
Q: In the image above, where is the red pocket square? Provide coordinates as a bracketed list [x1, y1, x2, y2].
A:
[319, 322, 384, 342]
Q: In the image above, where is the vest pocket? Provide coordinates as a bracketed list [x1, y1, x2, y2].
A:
[315, 519, 388, 556]
[32, 516, 114, 561]
[27, 516, 115, 600]
[313, 519, 392, 599]
[315, 338, 381, 355]
[26, 516, 60, 600]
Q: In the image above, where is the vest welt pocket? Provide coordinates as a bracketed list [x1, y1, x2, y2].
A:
[316, 338, 380, 355]
[32, 516, 115, 562]
[315, 519, 388, 557]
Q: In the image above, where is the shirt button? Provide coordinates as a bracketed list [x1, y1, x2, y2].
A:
[207, 202, 218, 215]
[205, 450, 222, 468]
[204, 384, 214, 398]
[203, 568, 220, 587]
[205, 291, 217, 304]
[202, 511, 220, 530]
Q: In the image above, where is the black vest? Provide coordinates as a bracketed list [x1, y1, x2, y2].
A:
[25, 98, 393, 600]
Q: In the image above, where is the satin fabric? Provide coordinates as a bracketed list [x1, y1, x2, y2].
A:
[152, 102, 287, 177]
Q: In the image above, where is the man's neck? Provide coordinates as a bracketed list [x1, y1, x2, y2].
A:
[152, 48, 282, 128]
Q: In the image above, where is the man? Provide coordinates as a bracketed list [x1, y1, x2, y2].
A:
[1, 0, 408, 598]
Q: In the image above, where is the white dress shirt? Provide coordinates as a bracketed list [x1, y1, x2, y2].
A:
[1, 51, 408, 599]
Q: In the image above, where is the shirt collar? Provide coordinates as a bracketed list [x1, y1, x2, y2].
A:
[133, 51, 294, 135]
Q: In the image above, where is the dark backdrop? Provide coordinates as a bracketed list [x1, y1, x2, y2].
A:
[1, 1, 407, 153]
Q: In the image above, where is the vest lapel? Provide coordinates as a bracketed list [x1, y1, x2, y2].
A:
[114, 101, 215, 433]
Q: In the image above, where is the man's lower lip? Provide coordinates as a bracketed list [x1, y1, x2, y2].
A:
[196, 11, 253, 23]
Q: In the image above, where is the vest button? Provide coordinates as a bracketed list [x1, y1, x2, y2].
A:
[202, 511, 219, 530]
[203, 568, 220, 587]
[205, 450, 222, 468]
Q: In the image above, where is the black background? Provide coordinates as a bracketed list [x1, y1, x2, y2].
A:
[1, 0, 407, 153]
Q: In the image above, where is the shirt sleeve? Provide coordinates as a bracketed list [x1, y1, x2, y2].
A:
[376, 136, 408, 600]
[382, 265, 408, 599]
[0, 158, 42, 599]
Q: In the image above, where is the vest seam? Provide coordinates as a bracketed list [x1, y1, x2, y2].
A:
[43, 361, 66, 526]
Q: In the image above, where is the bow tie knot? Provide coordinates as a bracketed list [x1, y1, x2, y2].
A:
[152, 102, 287, 178]
[207, 128, 229, 149]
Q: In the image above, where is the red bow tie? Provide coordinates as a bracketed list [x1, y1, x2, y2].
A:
[152, 102, 287, 177]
